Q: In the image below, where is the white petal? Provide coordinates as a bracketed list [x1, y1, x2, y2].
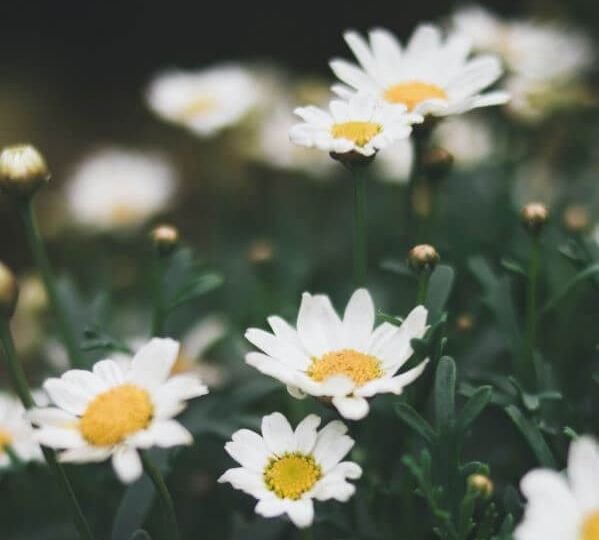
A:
[329, 60, 381, 94]
[267, 316, 303, 349]
[61, 370, 107, 397]
[255, 497, 287, 518]
[331, 396, 370, 420]
[245, 352, 299, 386]
[294, 414, 321, 454]
[59, 446, 112, 463]
[128, 338, 180, 390]
[224, 430, 270, 473]
[132, 420, 193, 448]
[155, 374, 209, 401]
[314, 432, 355, 471]
[218, 467, 266, 498]
[286, 499, 314, 528]
[28, 407, 77, 427]
[568, 436, 599, 512]
[356, 359, 429, 397]
[93, 359, 126, 386]
[261, 412, 294, 456]
[245, 328, 310, 369]
[296, 293, 334, 357]
[43, 378, 93, 416]
[112, 446, 143, 484]
[36, 426, 86, 449]
[344, 30, 378, 78]
[343, 288, 375, 351]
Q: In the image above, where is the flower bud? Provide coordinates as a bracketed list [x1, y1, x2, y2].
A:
[408, 244, 440, 272]
[0, 144, 51, 196]
[562, 205, 590, 234]
[329, 151, 375, 169]
[422, 147, 454, 180]
[456, 313, 474, 333]
[0, 262, 18, 319]
[247, 239, 275, 264]
[521, 203, 549, 234]
[468, 474, 494, 498]
[150, 224, 179, 256]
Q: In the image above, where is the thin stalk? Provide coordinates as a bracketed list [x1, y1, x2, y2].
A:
[416, 270, 431, 305]
[15, 197, 82, 367]
[351, 167, 367, 287]
[300, 527, 314, 540]
[0, 319, 94, 540]
[523, 237, 540, 388]
[141, 452, 180, 540]
[151, 255, 167, 337]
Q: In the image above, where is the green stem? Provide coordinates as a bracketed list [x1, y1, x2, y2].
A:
[523, 237, 540, 388]
[15, 197, 82, 367]
[351, 167, 367, 287]
[141, 452, 180, 540]
[0, 319, 94, 540]
[151, 255, 167, 337]
[300, 527, 313, 540]
[416, 270, 431, 305]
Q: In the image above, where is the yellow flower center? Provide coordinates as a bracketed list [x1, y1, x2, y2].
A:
[80, 384, 153, 447]
[178, 97, 215, 120]
[331, 121, 382, 147]
[384, 81, 447, 111]
[263, 453, 322, 500]
[0, 430, 13, 454]
[308, 349, 383, 386]
[582, 511, 599, 540]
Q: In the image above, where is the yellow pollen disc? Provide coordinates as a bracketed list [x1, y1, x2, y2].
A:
[178, 97, 215, 120]
[582, 511, 599, 540]
[263, 453, 322, 500]
[308, 349, 382, 386]
[0, 430, 13, 454]
[331, 121, 382, 147]
[80, 384, 153, 446]
[384, 81, 447, 111]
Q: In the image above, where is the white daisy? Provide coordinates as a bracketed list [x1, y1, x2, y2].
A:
[146, 64, 261, 137]
[245, 288, 429, 420]
[30, 338, 208, 483]
[219, 412, 361, 528]
[329, 24, 509, 117]
[515, 436, 599, 540]
[66, 148, 177, 231]
[289, 93, 420, 157]
[0, 393, 43, 467]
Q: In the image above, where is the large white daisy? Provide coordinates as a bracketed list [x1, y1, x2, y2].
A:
[30, 338, 208, 483]
[245, 288, 428, 420]
[330, 24, 509, 117]
[219, 412, 361, 528]
[515, 436, 599, 540]
[146, 64, 261, 137]
[289, 93, 420, 157]
[0, 393, 43, 467]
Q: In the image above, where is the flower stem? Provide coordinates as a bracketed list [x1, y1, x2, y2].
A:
[523, 236, 541, 388]
[417, 270, 431, 305]
[151, 255, 168, 337]
[141, 451, 180, 540]
[351, 166, 367, 287]
[15, 196, 83, 368]
[0, 319, 95, 540]
[300, 527, 314, 540]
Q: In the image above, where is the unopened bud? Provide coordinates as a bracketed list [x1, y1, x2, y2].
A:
[456, 313, 474, 333]
[408, 244, 440, 272]
[468, 474, 494, 498]
[521, 203, 549, 234]
[247, 239, 275, 264]
[150, 224, 179, 256]
[562, 205, 589, 234]
[422, 147, 454, 180]
[0, 262, 18, 319]
[0, 144, 50, 196]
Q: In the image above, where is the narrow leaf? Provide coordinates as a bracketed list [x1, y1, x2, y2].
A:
[457, 386, 492, 432]
[504, 405, 556, 467]
[395, 402, 436, 444]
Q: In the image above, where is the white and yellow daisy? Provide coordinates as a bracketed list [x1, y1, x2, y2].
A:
[146, 64, 261, 137]
[66, 148, 177, 232]
[219, 412, 361, 528]
[245, 288, 428, 420]
[515, 436, 599, 540]
[0, 393, 43, 467]
[330, 24, 509, 117]
[289, 93, 420, 157]
[30, 338, 208, 483]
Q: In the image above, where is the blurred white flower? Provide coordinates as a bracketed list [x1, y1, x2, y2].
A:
[31, 338, 208, 483]
[434, 115, 494, 167]
[515, 436, 599, 540]
[290, 93, 420, 157]
[0, 393, 43, 468]
[374, 138, 414, 184]
[245, 288, 428, 420]
[146, 64, 261, 136]
[330, 25, 509, 117]
[66, 148, 176, 231]
[219, 412, 361, 528]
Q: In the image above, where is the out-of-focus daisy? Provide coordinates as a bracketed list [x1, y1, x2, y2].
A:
[434, 115, 493, 167]
[219, 412, 361, 528]
[0, 393, 43, 467]
[65, 148, 177, 232]
[330, 25, 509, 117]
[146, 64, 261, 137]
[515, 436, 599, 540]
[290, 93, 420, 157]
[30, 338, 208, 483]
[245, 288, 428, 420]
[375, 138, 414, 184]
[11, 273, 48, 358]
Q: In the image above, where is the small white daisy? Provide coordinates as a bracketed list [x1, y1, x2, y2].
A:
[515, 436, 599, 540]
[290, 93, 420, 157]
[146, 64, 261, 137]
[30, 338, 208, 483]
[0, 393, 43, 467]
[330, 24, 509, 117]
[219, 412, 362, 528]
[434, 115, 494, 167]
[245, 288, 429, 420]
[66, 148, 177, 231]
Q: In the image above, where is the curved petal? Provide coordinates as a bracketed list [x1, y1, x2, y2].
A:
[112, 446, 143, 484]
[128, 338, 180, 390]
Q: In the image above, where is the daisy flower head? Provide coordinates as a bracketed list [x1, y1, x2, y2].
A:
[329, 24, 509, 118]
[245, 288, 429, 420]
[289, 93, 421, 158]
[219, 412, 362, 528]
[146, 64, 261, 137]
[0, 393, 43, 467]
[30, 338, 208, 483]
[515, 436, 599, 540]
[65, 148, 177, 232]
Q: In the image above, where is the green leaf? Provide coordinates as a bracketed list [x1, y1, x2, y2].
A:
[504, 405, 556, 467]
[434, 357, 456, 433]
[457, 386, 492, 432]
[376, 311, 403, 326]
[395, 401, 436, 444]
[539, 263, 599, 317]
[425, 265, 455, 324]
[381, 258, 415, 278]
[168, 272, 224, 310]
[500, 258, 527, 278]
